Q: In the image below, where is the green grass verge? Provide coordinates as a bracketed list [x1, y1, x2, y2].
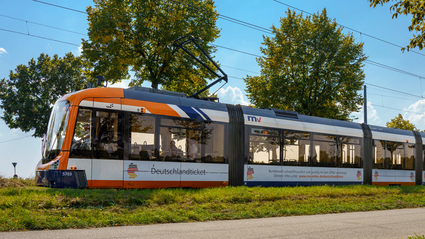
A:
[1, 177, 425, 231]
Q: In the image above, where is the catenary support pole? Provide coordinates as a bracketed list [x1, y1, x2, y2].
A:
[364, 85, 367, 125]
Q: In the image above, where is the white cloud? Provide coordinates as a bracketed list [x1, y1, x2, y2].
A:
[0, 48, 6, 55]
[216, 86, 249, 106]
[352, 102, 379, 125]
[404, 99, 425, 130]
[74, 45, 83, 56]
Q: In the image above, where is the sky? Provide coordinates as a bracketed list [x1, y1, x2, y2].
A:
[1, 0, 424, 178]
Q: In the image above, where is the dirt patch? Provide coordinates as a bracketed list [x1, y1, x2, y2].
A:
[0, 176, 28, 188]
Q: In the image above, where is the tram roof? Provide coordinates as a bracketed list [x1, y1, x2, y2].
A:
[64, 87, 418, 138]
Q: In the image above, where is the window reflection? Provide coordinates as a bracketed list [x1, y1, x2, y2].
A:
[386, 142, 403, 169]
[283, 139, 310, 166]
[159, 118, 201, 162]
[405, 144, 415, 170]
[249, 135, 280, 164]
[341, 144, 361, 168]
[43, 100, 71, 162]
[94, 111, 123, 159]
[312, 140, 337, 167]
[129, 114, 155, 160]
[70, 108, 92, 158]
[204, 123, 225, 163]
[374, 140, 414, 170]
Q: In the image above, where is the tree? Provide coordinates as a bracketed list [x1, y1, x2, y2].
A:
[386, 113, 418, 131]
[244, 9, 367, 120]
[369, 0, 425, 51]
[82, 0, 220, 95]
[0, 53, 87, 137]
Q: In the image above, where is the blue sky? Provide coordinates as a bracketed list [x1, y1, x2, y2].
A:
[1, 0, 424, 178]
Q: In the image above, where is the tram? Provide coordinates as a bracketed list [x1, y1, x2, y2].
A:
[35, 36, 425, 188]
[35, 85, 425, 188]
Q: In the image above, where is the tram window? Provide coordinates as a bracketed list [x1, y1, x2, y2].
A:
[285, 131, 310, 139]
[129, 114, 155, 160]
[159, 122, 201, 162]
[283, 139, 310, 166]
[340, 144, 362, 168]
[249, 135, 280, 165]
[70, 108, 93, 158]
[374, 140, 385, 169]
[405, 144, 415, 170]
[386, 141, 403, 170]
[312, 139, 337, 167]
[313, 134, 337, 142]
[161, 118, 201, 129]
[251, 128, 279, 136]
[93, 111, 123, 159]
[204, 123, 225, 163]
[339, 137, 360, 145]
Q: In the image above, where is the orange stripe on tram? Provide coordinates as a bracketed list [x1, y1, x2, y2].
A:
[123, 181, 228, 189]
[121, 98, 180, 117]
[90, 180, 123, 188]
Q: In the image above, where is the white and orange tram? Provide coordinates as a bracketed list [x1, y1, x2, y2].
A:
[36, 86, 425, 188]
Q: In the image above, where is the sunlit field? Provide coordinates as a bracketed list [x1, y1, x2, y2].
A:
[1, 176, 425, 231]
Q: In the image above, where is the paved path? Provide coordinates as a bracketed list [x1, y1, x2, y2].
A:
[1, 208, 425, 239]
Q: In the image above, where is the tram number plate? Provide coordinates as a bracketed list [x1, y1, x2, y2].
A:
[62, 172, 73, 177]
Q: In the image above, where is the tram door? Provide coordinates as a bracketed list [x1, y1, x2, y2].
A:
[91, 98, 124, 188]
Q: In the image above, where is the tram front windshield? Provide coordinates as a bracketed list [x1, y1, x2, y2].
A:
[43, 100, 70, 163]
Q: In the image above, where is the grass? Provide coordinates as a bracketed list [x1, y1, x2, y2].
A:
[1, 176, 425, 231]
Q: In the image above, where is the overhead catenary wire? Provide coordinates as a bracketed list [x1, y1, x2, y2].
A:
[211, 44, 425, 81]
[28, 0, 425, 82]
[368, 92, 422, 101]
[0, 135, 32, 144]
[370, 104, 425, 116]
[26, 0, 425, 116]
[33, 0, 425, 60]
[0, 14, 87, 36]
[221, 65, 260, 75]
[32, 0, 86, 14]
[365, 83, 424, 99]
[272, 0, 425, 58]
[0, 28, 80, 47]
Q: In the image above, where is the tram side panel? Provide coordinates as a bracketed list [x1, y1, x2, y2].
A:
[119, 97, 230, 188]
[242, 110, 364, 187]
[66, 95, 231, 188]
[123, 161, 228, 188]
[370, 128, 417, 186]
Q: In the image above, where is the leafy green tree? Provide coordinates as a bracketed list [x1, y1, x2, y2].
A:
[0, 53, 87, 137]
[82, 0, 220, 95]
[244, 9, 367, 120]
[369, 0, 425, 51]
[386, 113, 418, 131]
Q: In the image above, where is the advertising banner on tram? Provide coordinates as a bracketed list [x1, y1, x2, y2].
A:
[372, 169, 415, 184]
[124, 161, 228, 185]
[244, 165, 363, 186]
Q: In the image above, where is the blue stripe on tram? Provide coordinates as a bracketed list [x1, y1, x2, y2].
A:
[244, 181, 363, 187]
[177, 105, 204, 120]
